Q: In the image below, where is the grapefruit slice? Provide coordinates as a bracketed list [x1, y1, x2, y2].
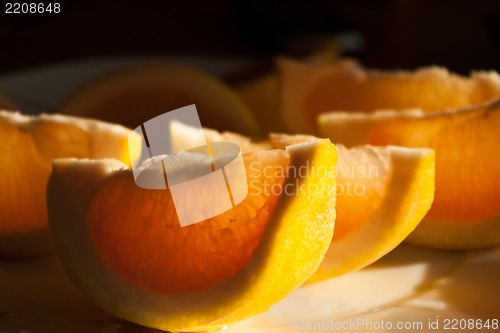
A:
[270, 134, 435, 279]
[279, 58, 500, 133]
[0, 111, 140, 257]
[170, 123, 435, 279]
[47, 139, 337, 332]
[320, 99, 500, 249]
[235, 40, 340, 133]
[58, 63, 259, 137]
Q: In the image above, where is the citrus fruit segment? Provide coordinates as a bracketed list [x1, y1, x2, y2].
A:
[58, 63, 259, 137]
[0, 111, 139, 257]
[236, 74, 282, 132]
[270, 134, 435, 280]
[320, 99, 500, 249]
[47, 139, 337, 332]
[172, 121, 434, 278]
[279, 58, 500, 133]
[88, 149, 288, 295]
[170, 120, 271, 154]
[235, 41, 340, 133]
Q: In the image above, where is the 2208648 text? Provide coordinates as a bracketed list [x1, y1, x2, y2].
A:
[5, 3, 60, 14]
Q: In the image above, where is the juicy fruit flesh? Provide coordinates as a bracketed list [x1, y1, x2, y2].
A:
[268, 133, 435, 279]
[0, 111, 138, 257]
[334, 145, 390, 241]
[306, 74, 495, 118]
[312, 145, 435, 280]
[2, 128, 51, 232]
[369, 103, 500, 221]
[279, 59, 500, 133]
[268, 134, 392, 242]
[89, 152, 289, 294]
[313, 58, 500, 223]
[1, 117, 90, 233]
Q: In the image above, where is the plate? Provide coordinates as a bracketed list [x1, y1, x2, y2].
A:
[0, 57, 499, 333]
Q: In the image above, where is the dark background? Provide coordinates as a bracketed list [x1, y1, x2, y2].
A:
[0, 0, 499, 75]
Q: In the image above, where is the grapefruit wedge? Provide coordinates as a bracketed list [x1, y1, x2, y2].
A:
[270, 134, 435, 279]
[279, 58, 500, 133]
[0, 111, 140, 257]
[58, 63, 259, 137]
[320, 99, 500, 249]
[47, 139, 337, 332]
[170, 123, 435, 279]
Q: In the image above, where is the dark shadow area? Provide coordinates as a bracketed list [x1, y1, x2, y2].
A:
[0, 0, 499, 74]
[0, 255, 163, 332]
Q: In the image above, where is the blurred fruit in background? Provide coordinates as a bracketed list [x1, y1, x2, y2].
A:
[58, 64, 259, 137]
[282, 58, 500, 250]
[320, 99, 500, 250]
[236, 40, 341, 133]
[279, 58, 500, 133]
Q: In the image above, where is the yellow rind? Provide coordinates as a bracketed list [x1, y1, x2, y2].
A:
[269, 133, 435, 280]
[310, 146, 435, 281]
